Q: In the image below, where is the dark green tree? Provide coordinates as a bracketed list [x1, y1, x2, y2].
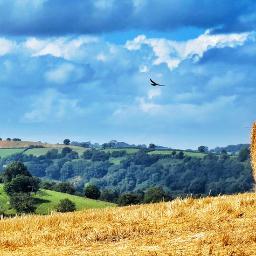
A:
[198, 146, 208, 153]
[100, 189, 119, 203]
[84, 184, 101, 199]
[56, 198, 76, 212]
[238, 148, 250, 162]
[144, 187, 169, 203]
[9, 193, 35, 214]
[118, 193, 142, 206]
[3, 162, 31, 183]
[176, 151, 184, 159]
[61, 147, 72, 157]
[63, 139, 70, 145]
[148, 143, 156, 150]
[4, 175, 40, 195]
[54, 182, 75, 194]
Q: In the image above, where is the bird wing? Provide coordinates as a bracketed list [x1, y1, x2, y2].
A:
[150, 78, 158, 85]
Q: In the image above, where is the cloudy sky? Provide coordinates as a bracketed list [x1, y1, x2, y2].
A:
[0, 0, 256, 149]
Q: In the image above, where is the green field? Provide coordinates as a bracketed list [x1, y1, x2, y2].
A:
[0, 148, 25, 158]
[103, 148, 139, 154]
[148, 149, 206, 158]
[0, 146, 206, 159]
[24, 148, 54, 156]
[24, 146, 86, 157]
[0, 184, 115, 215]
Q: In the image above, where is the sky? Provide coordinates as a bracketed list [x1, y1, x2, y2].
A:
[0, 0, 256, 149]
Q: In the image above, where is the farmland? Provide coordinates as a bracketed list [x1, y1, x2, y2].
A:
[0, 192, 255, 255]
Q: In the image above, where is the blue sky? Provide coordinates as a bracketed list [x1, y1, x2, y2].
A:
[0, 0, 256, 149]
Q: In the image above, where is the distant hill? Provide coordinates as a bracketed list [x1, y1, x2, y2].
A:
[0, 184, 115, 215]
[0, 139, 81, 149]
[212, 144, 250, 154]
[0, 140, 87, 158]
[0, 193, 255, 255]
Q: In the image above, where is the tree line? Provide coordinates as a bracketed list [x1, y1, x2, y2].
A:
[0, 146, 253, 208]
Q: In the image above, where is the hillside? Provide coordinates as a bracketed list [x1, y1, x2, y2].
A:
[0, 193, 256, 255]
[0, 184, 115, 215]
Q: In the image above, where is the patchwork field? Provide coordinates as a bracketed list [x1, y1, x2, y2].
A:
[0, 193, 255, 255]
[148, 149, 206, 158]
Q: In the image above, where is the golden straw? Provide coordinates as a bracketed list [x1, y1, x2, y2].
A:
[250, 122, 256, 183]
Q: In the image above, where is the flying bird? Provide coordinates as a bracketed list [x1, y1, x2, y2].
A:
[150, 78, 165, 86]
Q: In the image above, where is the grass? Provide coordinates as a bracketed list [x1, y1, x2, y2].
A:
[0, 184, 115, 215]
[24, 148, 54, 156]
[0, 185, 14, 214]
[149, 149, 206, 158]
[103, 148, 139, 154]
[34, 189, 115, 215]
[109, 157, 126, 165]
[0, 192, 255, 255]
[0, 148, 25, 158]
[24, 146, 86, 157]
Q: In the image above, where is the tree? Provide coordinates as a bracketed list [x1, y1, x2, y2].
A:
[84, 184, 101, 199]
[9, 193, 35, 214]
[45, 149, 59, 159]
[6, 138, 11, 141]
[118, 193, 141, 206]
[176, 151, 184, 159]
[144, 187, 169, 203]
[148, 143, 156, 150]
[54, 182, 75, 194]
[56, 198, 76, 212]
[3, 162, 31, 183]
[4, 175, 40, 195]
[91, 151, 110, 161]
[198, 146, 208, 153]
[45, 164, 60, 179]
[63, 139, 70, 145]
[100, 189, 119, 203]
[238, 148, 250, 162]
[61, 147, 72, 157]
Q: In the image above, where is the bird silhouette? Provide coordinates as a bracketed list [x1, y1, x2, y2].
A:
[150, 78, 165, 86]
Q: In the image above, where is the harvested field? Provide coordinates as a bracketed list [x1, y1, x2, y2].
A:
[0, 193, 256, 255]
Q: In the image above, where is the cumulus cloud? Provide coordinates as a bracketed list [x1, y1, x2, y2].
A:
[0, 0, 254, 35]
[125, 31, 250, 69]
[24, 36, 98, 59]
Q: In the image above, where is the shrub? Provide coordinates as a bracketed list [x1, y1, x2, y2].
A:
[56, 199, 76, 213]
[9, 193, 35, 214]
[144, 187, 170, 203]
[84, 184, 101, 199]
[118, 193, 141, 206]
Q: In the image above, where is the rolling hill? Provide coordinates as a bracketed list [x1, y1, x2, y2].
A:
[0, 193, 255, 255]
[0, 140, 87, 158]
[0, 139, 206, 159]
[0, 184, 115, 215]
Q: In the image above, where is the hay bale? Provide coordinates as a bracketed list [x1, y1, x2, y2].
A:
[250, 122, 256, 183]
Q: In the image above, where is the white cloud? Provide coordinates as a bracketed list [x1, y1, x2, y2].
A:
[0, 38, 16, 56]
[45, 63, 76, 84]
[125, 31, 250, 70]
[24, 36, 99, 60]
